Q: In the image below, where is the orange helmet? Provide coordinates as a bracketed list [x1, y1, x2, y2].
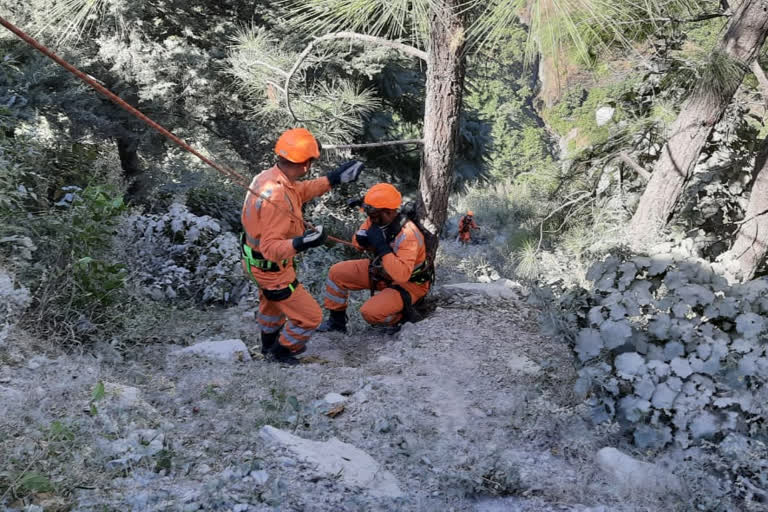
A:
[275, 128, 321, 163]
[364, 183, 402, 210]
[467, 210, 474, 216]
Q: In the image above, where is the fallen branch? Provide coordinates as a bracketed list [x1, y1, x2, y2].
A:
[324, 139, 423, 150]
[537, 192, 592, 252]
[618, 151, 651, 181]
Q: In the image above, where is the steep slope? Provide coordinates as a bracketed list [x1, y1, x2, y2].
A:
[1, 282, 690, 511]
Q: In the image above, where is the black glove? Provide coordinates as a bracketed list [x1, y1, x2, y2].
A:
[366, 225, 392, 257]
[355, 229, 370, 248]
[292, 226, 327, 252]
[327, 160, 364, 186]
[347, 198, 363, 209]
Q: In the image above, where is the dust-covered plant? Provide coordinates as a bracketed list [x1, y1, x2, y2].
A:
[539, 251, 768, 507]
[116, 203, 253, 304]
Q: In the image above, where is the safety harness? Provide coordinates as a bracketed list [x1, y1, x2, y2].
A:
[240, 233, 292, 273]
[240, 232, 298, 301]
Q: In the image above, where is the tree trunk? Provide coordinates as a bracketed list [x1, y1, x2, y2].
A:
[720, 137, 768, 281]
[116, 135, 147, 198]
[418, 0, 466, 256]
[629, 0, 768, 244]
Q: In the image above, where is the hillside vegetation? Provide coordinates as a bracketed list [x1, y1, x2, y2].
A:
[2, 0, 768, 510]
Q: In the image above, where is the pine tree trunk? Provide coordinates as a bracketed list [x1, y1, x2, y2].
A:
[116, 135, 147, 198]
[629, 0, 768, 244]
[418, 0, 466, 256]
[720, 138, 768, 281]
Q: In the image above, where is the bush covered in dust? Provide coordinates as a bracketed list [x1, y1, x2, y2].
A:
[541, 253, 768, 506]
[117, 203, 254, 304]
[543, 253, 768, 449]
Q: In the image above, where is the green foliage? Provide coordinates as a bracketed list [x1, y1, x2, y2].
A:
[474, 0, 713, 68]
[464, 23, 557, 181]
[0, 420, 80, 504]
[1, 130, 129, 342]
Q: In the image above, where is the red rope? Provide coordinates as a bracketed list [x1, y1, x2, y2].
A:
[0, 15, 355, 248]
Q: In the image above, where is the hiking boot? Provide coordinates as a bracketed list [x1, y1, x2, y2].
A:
[317, 310, 347, 333]
[269, 343, 305, 366]
[260, 330, 279, 355]
[367, 324, 401, 336]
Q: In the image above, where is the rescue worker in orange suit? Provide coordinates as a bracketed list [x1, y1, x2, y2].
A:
[317, 183, 430, 332]
[457, 210, 479, 244]
[241, 128, 364, 363]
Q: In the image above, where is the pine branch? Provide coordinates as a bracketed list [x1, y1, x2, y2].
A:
[285, 32, 427, 122]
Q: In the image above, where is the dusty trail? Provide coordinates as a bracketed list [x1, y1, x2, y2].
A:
[1, 283, 675, 511]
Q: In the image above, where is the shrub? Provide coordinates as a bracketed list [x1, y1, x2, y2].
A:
[116, 203, 252, 304]
[542, 253, 768, 452]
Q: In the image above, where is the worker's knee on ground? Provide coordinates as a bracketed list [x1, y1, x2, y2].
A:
[360, 301, 395, 325]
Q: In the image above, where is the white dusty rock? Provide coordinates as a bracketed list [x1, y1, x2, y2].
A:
[442, 282, 517, 300]
[259, 425, 402, 497]
[173, 339, 251, 362]
[103, 382, 156, 413]
[595, 106, 615, 126]
[323, 392, 346, 405]
[596, 447, 682, 494]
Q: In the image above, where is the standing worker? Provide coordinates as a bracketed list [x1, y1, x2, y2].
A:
[457, 210, 479, 244]
[318, 183, 431, 333]
[241, 128, 364, 364]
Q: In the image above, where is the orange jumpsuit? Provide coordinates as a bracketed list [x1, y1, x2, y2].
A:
[241, 165, 331, 354]
[458, 215, 478, 243]
[323, 218, 429, 326]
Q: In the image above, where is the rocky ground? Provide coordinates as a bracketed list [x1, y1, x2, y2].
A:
[1, 243, 696, 511]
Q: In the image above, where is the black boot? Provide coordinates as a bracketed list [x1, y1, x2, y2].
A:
[317, 310, 347, 333]
[261, 330, 279, 355]
[270, 343, 305, 366]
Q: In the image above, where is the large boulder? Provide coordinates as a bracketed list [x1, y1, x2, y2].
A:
[173, 339, 251, 362]
[441, 282, 519, 301]
[260, 426, 402, 498]
[596, 447, 681, 494]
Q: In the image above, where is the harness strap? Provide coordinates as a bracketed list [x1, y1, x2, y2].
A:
[240, 232, 290, 273]
[392, 284, 418, 323]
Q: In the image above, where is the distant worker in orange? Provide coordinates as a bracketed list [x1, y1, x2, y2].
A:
[457, 210, 479, 244]
[241, 128, 364, 364]
[318, 183, 431, 333]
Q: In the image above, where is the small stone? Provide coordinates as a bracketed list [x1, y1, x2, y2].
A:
[323, 393, 346, 405]
[250, 469, 269, 485]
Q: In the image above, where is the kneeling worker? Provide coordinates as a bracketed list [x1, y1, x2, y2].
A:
[241, 128, 363, 363]
[318, 183, 431, 332]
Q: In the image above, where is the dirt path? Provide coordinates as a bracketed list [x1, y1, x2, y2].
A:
[1, 289, 677, 511]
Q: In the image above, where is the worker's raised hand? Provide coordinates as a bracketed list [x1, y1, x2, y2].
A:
[292, 226, 328, 252]
[366, 225, 392, 257]
[327, 160, 364, 186]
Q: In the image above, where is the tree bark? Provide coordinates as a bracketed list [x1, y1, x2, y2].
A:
[629, 0, 768, 244]
[418, 0, 466, 256]
[720, 138, 768, 281]
[116, 135, 146, 197]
